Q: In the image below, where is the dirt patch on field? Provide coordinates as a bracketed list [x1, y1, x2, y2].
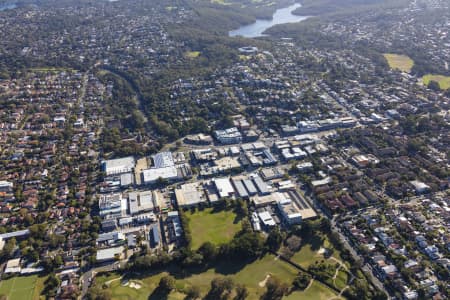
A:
[258, 274, 271, 287]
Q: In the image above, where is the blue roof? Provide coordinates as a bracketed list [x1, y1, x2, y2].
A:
[149, 225, 160, 247]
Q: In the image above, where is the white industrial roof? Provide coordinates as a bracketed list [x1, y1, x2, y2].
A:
[103, 156, 135, 175]
[96, 246, 124, 261]
[213, 178, 235, 198]
[142, 166, 178, 184]
[129, 191, 154, 214]
[258, 211, 276, 226]
[152, 152, 175, 168]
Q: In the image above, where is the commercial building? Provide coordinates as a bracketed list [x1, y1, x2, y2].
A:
[96, 246, 124, 262]
[128, 190, 154, 215]
[252, 175, 270, 195]
[231, 179, 248, 199]
[167, 211, 183, 240]
[135, 212, 157, 224]
[296, 162, 313, 172]
[102, 156, 135, 176]
[243, 179, 258, 196]
[175, 182, 206, 207]
[213, 178, 235, 199]
[120, 173, 134, 187]
[4, 258, 21, 274]
[258, 211, 276, 227]
[118, 217, 133, 227]
[214, 127, 242, 144]
[149, 224, 161, 248]
[252, 194, 277, 207]
[142, 166, 179, 184]
[99, 193, 125, 218]
[152, 152, 175, 168]
[101, 219, 117, 232]
[184, 134, 213, 145]
[259, 167, 284, 181]
[277, 196, 302, 225]
[96, 231, 125, 245]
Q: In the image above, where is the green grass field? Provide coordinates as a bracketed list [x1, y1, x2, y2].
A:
[185, 207, 242, 249]
[290, 234, 344, 268]
[289, 233, 350, 291]
[181, 254, 298, 299]
[384, 53, 414, 72]
[285, 281, 344, 300]
[184, 51, 201, 59]
[94, 253, 341, 300]
[422, 74, 450, 90]
[0, 275, 46, 300]
[333, 269, 349, 290]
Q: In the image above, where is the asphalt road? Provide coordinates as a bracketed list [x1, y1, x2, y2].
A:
[331, 218, 388, 297]
[300, 189, 389, 297]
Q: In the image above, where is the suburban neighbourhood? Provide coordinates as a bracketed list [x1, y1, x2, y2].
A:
[0, 0, 448, 299]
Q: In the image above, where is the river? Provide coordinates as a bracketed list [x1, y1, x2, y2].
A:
[0, 3, 17, 11]
[229, 3, 308, 38]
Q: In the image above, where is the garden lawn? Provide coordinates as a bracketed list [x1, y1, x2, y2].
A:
[185, 207, 242, 249]
[422, 74, 450, 90]
[384, 53, 414, 72]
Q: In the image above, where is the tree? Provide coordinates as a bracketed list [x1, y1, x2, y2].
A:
[185, 286, 201, 300]
[182, 252, 204, 267]
[266, 228, 283, 252]
[54, 254, 64, 267]
[285, 235, 302, 252]
[407, 138, 424, 153]
[427, 80, 441, 91]
[158, 275, 176, 293]
[261, 277, 289, 300]
[0, 238, 16, 261]
[319, 218, 331, 234]
[198, 242, 217, 262]
[43, 273, 60, 298]
[227, 231, 264, 259]
[234, 284, 249, 300]
[207, 277, 234, 299]
[87, 286, 111, 300]
[292, 271, 311, 290]
[280, 247, 294, 259]
[344, 278, 370, 300]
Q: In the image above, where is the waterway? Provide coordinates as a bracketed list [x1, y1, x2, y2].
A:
[0, 3, 17, 11]
[229, 3, 309, 38]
